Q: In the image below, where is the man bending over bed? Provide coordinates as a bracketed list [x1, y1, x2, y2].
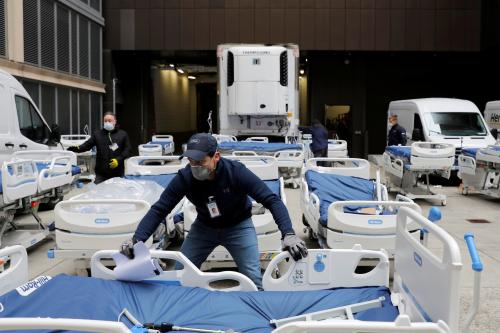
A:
[120, 133, 308, 289]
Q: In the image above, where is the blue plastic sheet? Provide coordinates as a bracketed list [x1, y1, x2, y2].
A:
[305, 171, 375, 226]
[385, 146, 411, 159]
[0, 274, 398, 333]
[219, 142, 302, 152]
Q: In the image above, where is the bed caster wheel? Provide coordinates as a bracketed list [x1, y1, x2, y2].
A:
[441, 200, 447, 206]
[462, 187, 469, 196]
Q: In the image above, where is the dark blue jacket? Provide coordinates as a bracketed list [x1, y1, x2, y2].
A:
[388, 124, 407, 146]
[134, 157, 294, 242]
[299, 125, 329, 152]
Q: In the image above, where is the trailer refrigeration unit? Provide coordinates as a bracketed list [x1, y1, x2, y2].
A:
[217, 44, 300, 140]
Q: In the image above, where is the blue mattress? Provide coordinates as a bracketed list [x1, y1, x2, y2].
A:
[385, 146, 411, 159]
[0, 274, 398, 333]
[150, 140, 173, 147]
[463, 146, 500, 159]
[124, 173, 177, 188]
[219, 142, 302, 152]
[36, 162, 81, 176]
[305, 171, 376, 226]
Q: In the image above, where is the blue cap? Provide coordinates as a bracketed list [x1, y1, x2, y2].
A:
[182, 133, 218, 161]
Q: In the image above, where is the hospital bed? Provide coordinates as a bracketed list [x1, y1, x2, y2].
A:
[0, 160, 49, 249]
[301, 157, 420, 255]
[383, 142, 455, 206]
[0, 208, 483, 332]
[183, 155, 286, 270]
[218, 137, 305, 188]
[139, 135, 175, 156]
[60, 134, 96, 181]
[458, 145, 500, 198]
[49, 155, 187, 274]
[328, 139, 348, 157]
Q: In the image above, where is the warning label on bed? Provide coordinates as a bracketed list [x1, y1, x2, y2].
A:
[16, 275, 52, 296]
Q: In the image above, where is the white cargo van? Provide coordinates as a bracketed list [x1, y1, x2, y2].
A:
[484, 101, 500, 140]
[0, 70, 60, 164]
[387, 98, 496, 152]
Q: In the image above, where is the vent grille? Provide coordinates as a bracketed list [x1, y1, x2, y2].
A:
[0, 0, 6, 57]
[71, 11, 78, 74]
[56, 4, 70, 72]
[23, 0, 39, 65]
[40, 0, 55, 69]
[227, 51, 234, 87]
[79, 16, 89, 77]
[90, 22, 100, 80]
[279, 51, 288, 86]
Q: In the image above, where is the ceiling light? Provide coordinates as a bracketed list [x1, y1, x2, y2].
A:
[169, 64, 175, 68]
[299, 69, 305, 75]
[188, 76, 196, 80]
[177, 68, 184, 74]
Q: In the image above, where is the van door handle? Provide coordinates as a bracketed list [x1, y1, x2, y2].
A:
[5, 142, 14, 148]
[19, 143, 28, 149]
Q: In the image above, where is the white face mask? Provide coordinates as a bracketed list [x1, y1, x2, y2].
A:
[104, 122, 115, 131]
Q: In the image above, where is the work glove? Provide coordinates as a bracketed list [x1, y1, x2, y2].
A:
[109, 158, 119, 169]
[67, 146, 79, 153]
[120, 237, 137, 259]
[282, 233, 308, 261]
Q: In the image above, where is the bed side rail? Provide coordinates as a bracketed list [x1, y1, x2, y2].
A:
[91, 250, 258, 292]
[225, 155, 279, 180]
[263, 248, 389, 291]
[152, 134, 174, 142]
[212, 134, 238, 143]
[394, 207, 462, 332]
[60, 134, 91, 147]
[12, 150, 77, 166]
[305, 158, 370, 179]
[0, 318, 130, 333]
[37, 155, 74, 191]
[245, 136, 269, 142]
[125, 156, 187, 175]
[0, 245, 28, 296]
[272, 315, 451, 333]
[1, 160, 38, 204]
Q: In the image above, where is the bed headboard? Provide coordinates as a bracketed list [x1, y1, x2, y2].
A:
[0, 246, 28, 296]
[1, 160, 38, 204]
[306, 158, 371, 179]
[393, 207, 461, 332]
[225, 155, 279, 180]
[125, 156, 187, 175]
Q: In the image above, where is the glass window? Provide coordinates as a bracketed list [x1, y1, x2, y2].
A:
[424, 112, 488, 137]
[15, 95, 51, 144]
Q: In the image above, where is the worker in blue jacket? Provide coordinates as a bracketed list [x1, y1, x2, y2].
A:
[387, 114, 407, 146]
[299, 119, 329, 158]
[120, 133, 308, 289]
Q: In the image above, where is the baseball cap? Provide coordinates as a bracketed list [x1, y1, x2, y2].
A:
[181, 133, 218, 161]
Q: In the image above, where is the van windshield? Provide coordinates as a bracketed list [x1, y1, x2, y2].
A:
[423, 112, 488, 136]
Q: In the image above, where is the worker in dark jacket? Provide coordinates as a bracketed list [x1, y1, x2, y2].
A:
[299, 119, 329, 157]
[67, 112, 132, 184]
[120, 133, 308, 289]
[387, 114, 407, 146]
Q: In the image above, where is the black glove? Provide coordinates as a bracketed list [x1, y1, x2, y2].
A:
[120, 237, 137, 259]
[282, 233, 308, 261]
[67, 146, 79, 153]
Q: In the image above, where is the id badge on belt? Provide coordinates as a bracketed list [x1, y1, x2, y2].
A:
[207, 196, 221, 218]
[109, 143, 119, 151]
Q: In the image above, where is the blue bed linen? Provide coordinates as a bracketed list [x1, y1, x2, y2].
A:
[219, 142, 302, 152]
[0, 274, 398, 333]
[462, 148, 479, 158]
[35, 162, 81, 176]
[124, 173, 177, 188]
[305, 171, 375, 226]
[385, 146, 411, 159]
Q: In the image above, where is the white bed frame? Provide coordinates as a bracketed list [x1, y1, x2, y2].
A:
[328, 139, 348, 158]
[458, 145, 500, 198]
[0, 208, 482, 332]
[0, 160, 49, 249]
[301, 158, 420, 255]
[383, 142, 455, 206]
[60, 134, 95, 181]
[50, 155, 187, 274]
[183, 155, 285, 269]
[152, 134, 175, 155]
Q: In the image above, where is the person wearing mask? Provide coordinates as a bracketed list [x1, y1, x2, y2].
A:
[299, 119, 329, 158]
[120, 133, 308, 290]
[67, 112, 132, 184]
[387, 114, 407, 146]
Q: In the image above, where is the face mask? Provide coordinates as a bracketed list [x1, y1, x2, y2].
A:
[104, 122, 115, 131]
[191, 165, 212, 181]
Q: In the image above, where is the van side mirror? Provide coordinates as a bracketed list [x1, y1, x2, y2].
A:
[50, 124, 61, 144]
[491, 128, 498, 140]
[412, 128, 424, 141]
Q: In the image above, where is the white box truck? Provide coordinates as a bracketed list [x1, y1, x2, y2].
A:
[484, 101, 500, 141]
[217, 44, 299, 139]
[387, 98, 496, 153]
[0, 70, 61, 164]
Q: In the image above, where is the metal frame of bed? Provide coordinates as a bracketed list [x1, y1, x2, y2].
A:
[458, 145, 500, 199]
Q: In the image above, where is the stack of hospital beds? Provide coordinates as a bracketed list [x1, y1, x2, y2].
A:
[383, 142, 455, 205]
[0, 205, 484, 333]
[301, 157, 421, 255]
[458, 145, 500, 198]
[0, 150, 80, 249]
[139, 134, 175, 156]
[60, 134, 96, 181]
[49, 155, 186, 275]
[215, 135, 305, 188]
[182, 155, 286, 270]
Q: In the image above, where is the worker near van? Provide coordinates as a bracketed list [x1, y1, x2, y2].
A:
[67, 112, 132, 184]
[387, 114, 407, 146]
[120, 133, 308, 290]
[299, 119, 329, 158]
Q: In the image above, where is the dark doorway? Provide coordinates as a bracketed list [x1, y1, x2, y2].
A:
[196, 83, 217, 133]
